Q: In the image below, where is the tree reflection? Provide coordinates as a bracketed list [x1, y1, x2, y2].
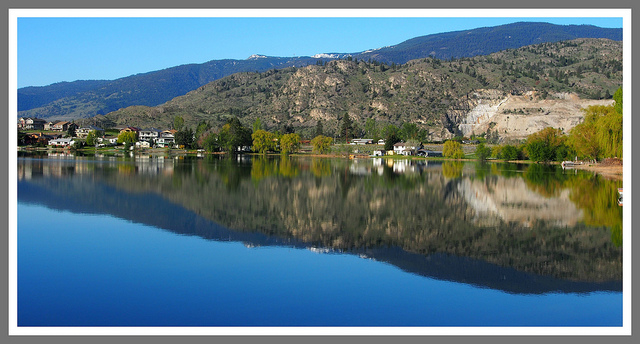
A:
[310, 158, 331, 178]
[17, 155, 622, 281]
[442, 161, 464, 179]
[520, 163, 623, 247]
[250, 155, 277, 182]
[567, 174, 623, 246]
[278, 157, 299, 178]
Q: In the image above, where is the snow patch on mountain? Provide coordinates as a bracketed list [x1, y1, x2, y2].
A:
[312, 53, 339, 59]
[361, 46, 388, 53]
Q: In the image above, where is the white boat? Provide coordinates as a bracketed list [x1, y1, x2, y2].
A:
[561, 161, 581, 169]
[618, 188, 623, 206]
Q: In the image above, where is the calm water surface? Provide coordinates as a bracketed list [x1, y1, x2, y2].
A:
[16, 152, 623, 327]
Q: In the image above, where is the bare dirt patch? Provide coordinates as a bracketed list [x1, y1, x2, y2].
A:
[569, 158, 623, 181]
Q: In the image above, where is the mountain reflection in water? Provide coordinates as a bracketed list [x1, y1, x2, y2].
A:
[17, 153, 622, 293]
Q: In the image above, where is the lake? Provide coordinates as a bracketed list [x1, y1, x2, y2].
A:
[15, 152, 623, 330]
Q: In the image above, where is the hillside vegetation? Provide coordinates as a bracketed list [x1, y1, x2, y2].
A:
[91, 38, 622, 142]
[18, 22, 621, 121]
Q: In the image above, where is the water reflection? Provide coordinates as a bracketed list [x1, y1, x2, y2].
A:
[17, 154, 622, 292]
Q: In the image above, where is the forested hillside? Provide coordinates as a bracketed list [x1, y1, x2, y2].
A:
[91, 38, 622, 142]
[18, 22, 621, 121]
[354, 22, 622, 64]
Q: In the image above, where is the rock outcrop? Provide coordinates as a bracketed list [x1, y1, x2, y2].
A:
[458, 90, 614, 142]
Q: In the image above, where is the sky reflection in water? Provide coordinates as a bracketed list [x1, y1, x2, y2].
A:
[18, 201, 622, 327]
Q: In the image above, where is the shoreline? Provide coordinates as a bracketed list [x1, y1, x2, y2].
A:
[565, 163, 623, 181]
[19, 146, 624, 180]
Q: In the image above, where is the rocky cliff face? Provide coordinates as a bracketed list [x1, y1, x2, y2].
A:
[457, 90, 614, 142]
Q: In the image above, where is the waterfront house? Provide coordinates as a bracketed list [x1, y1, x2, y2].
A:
[52, 121, 71, 132]
[135, 141, 151, 148]
[155, 130, 175, 147]
[24, 132, 57, 146]
[97, 136, 118, 146]
[75, 125, 104, 138]
[139, 128, 162, 142]
[118, 126, 140, 134]
[18, 117, 47, 130]
[393, 142, 415, 156]
[48, 137, 75, 147]
[417, 149, 443, 157]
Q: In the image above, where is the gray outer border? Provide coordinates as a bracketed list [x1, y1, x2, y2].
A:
[2, 0, 636, 343]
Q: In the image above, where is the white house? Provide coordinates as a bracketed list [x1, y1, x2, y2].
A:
[393, 142, 415, 156]
[48, 137, 75, 147]
[18, 117, 46, 130]
[52, 121, 71, 132]
[75, 125, 104, 138]
[139, 128, 162, 142]
[97, 136, 118, 146]
[135, 141, 151, 148]
[155, 130, 175, 147]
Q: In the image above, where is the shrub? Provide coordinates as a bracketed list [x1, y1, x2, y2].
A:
[280, 133, 301, 155]
[443, 140, 465, 159]
[475, 143, 492, 161]
[311, 135, 333, 154]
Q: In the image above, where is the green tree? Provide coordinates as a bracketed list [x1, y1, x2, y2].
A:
[311, 135, 332, 154]
[384, 132, 400, 151]
[117, 131, 137, 148]
[525, 127, 567, 163]
[568, 118, 599, 160]
[400, 122, 419, 141]
[253, 118, 263, 133]
[364, 118, 379, 140]
[596, 107, 622, 158]
[219, 117, 252, 153]
[195, 121, 211, 146]
[315, 120, 324, 137]
[501, 144, 520, 161]
[443, 140, 465, 159]
[381, 124, 399, 139]
[175, 128, 195, 149]
[174, 116, 184, 131]
[351, 121, 362, 139]
[18, 130, 27, 146]
[252, 129, 276, 154]
[475, 143, 492, 161]
[382, 124, 400, 151]
[279, 133, 301, 155]
[66, 123, 78, 137]
[340, 113, 353, 143]
[613, 87, 622, 114]
[85, 130, 98, 146]
[526, 140, 553, 162]
[202, 132, 219, 152]
[568, 102, 622, 160]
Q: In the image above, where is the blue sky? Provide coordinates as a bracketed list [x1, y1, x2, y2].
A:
[15, 11, 624, 88]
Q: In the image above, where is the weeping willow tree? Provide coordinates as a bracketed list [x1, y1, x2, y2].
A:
[596, 105, 623, 158]
[568, 87, 623, 160]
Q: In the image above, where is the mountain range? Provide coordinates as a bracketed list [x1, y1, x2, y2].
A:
[18, 22, 622, 123]
[90, 37, 621, 142]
